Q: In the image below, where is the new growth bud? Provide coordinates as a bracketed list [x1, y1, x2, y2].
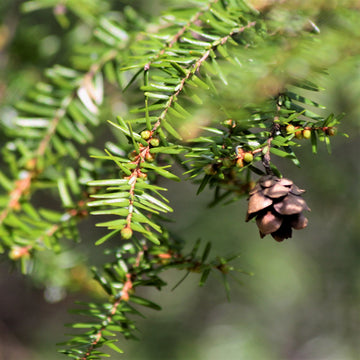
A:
[302, 129, 311, 139]
[141, 130, 152, 140]
[286, 124, 295, 134]
[150, 137, 160, 147]
[243, 152, 254, 163]
[121, 227, 133, 240]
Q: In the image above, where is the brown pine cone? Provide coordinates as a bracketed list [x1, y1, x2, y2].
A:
[246, 175, 310, 242]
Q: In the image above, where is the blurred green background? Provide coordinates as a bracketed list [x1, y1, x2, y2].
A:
[1, 1, 360, 359]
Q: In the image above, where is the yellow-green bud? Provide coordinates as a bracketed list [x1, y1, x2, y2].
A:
[302, 129, 311, 139]
[223, 119, 233, 127]
[326, 127, 337, 136]
[121, 227, 133, 240]
[286, 124, 295, 134]
[150, 137, 160, 147]
[9, 246, 30, 260]
[243, 152, 254, 163]
[141, 130, 152, 140]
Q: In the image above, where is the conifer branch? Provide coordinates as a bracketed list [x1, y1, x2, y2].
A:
[1, 1, 355, 359]
[0, 48, 120, 235]
[61, 236, 241, 359]
[80, 273, 132, 360]
[116, 21, 258, 238]
[144, 0, 220, 70]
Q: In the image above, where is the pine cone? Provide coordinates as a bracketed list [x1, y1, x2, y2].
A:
[246, 175, 310, 242]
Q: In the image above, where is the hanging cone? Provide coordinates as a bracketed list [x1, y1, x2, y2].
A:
[246, 175, 310, 241]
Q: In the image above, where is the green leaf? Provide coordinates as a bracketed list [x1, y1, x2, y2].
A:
[0, 171, 13, 191]
[140, 193, 173, 212]
[201, 242, 212, 262]
[87, 179, 129, 187]
[122, 68, 143, 92]
[90, 192, 130, 199]
[196, 175, 211, 195]
[88, 198, 130, 207]
[126, 122, 140, 153]
[286, 91, 325, 109]
[130, 295, 161, 310]
[104, 341, 124, 354]
[222, 273, 231, 302]
[199, 268, 211, 287]
[104, 150, 132, 176]
[270, 147, 297, 159]
[57, 178, 74, 207]
[144, 92, 170, 100]
[131, 103, 166, 113]
[149, 146, 185, 154]
[180, 37, 211, 48]
[141, 163, 180, 182]
[191, 75, 210, 90]
[190, 238, 201, 258]
[95, 229, 121, 246]
[161, 119, 183, 140]
[130, 223, 160, 244]
[132, 213, 162, 232]
[210, 8, 238, 26]
[311, 130, 317, 154]
[210, 55, 227, 85]
[168, 61, 187, 76]
[325, 135, 332, 154]
[294, 79, 324, 92]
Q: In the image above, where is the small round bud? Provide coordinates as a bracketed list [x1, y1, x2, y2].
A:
[145, 153, 155, 162]
[286, 124, 295, 134]
[150, 137, 160, 147]
[121, 227, 133, 240]
[25, 158, 36, 171]
[295, 130, 303, 139]
[302, 129, 311, 139]
[223, 119, 234, 127]
[236, 158, 244, 168]
[9, 246, 30, 260]
[141, 130, 151, 140]
[326, 127, 337, 136]
[243, 152, 254, 163]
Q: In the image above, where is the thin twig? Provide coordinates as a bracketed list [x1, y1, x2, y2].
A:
[262, 105, 281, 175]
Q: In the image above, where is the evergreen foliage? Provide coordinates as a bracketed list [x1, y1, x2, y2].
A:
[1, 0, 359, 358]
